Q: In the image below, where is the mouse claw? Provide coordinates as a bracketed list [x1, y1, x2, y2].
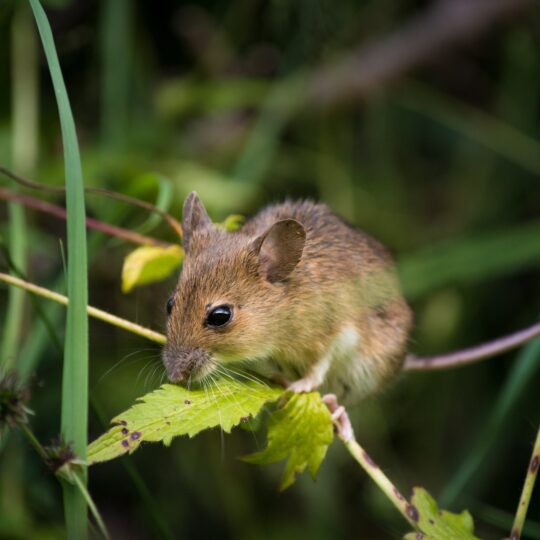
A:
[322, 393, 354, 441]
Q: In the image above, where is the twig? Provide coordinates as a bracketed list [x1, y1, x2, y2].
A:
[509, 427, 540, 540]
[19, 421, 110, 540]
[341, 434, 419, 529]
[404, 321, 540, 371]
[0, 165, 183, 240]
[326, 395, 419, 530]
[309, 0, 535, 106]
[0, 186, 170, 247]
[0, 272, 166, 345]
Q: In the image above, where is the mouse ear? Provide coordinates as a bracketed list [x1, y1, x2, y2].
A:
[182, 192, 212, 252]
[252, 219, 306, 282]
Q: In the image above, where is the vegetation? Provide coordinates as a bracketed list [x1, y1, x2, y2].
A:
[0, 0, 539, 538]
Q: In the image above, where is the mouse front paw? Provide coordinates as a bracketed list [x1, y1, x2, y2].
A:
[288, 378, 318, 393]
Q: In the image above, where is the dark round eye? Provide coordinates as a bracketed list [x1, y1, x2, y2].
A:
[166, 296, 175, 315]
[206, 305, 232, 327]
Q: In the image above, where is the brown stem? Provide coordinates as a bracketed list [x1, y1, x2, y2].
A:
[0, 165, 183, 240]
[0, 187, 170, 247]
[309, 0, 534, 106]
[404, 321, 540, 371]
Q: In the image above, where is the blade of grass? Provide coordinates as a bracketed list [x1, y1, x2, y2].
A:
[440, 339, 540, 506]
[394, 82, 540, 177]
[398, 220, 540, 300]
[100, 0, 132, 147]
[28, 1, 90, 537]
[1, 4, 38, 371]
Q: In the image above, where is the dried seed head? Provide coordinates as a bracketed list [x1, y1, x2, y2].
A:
[44, 436, 81, 479]
[0, 371, 32, 432]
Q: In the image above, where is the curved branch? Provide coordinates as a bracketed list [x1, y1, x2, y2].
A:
[0, 187, 170, 247]
[404, 321, 540, 371]
[0, 165, 183, 240]
[310, 0, 535, 106]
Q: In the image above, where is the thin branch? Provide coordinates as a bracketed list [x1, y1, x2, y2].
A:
[341, 436, 419, 529]
[309, 0, 535, 106]
[0, 186, 170, 247]
[404, 321, 540, 371]
[509, 427, 540, 540]
[0, 272, 166, 345]
[0, 165, 183, 240]
[324, 395, 419, 530]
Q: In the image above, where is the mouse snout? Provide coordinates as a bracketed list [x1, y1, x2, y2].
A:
[162, 345, 210, 383]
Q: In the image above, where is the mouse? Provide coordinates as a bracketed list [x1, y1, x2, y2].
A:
[162, 192, 412, 406]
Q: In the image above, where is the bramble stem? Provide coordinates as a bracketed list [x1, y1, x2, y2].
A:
[340, 436, 418, 529]
[0, 272, 166, 345]
[0, 165, 183, 240]
[509, 427, 540, 540]
[404, 321, 540, 371]
[0, 186, 169, 247]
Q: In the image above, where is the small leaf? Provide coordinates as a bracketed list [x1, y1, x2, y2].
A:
[403, 487, 480, 540]
[216, 214, 245, 232]
[243, 392, 334, 490]
[88, 379, 283, 463]
[121, 244, 183, 293]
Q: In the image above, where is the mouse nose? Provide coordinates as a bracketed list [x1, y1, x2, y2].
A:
[162, 345, 210, 383]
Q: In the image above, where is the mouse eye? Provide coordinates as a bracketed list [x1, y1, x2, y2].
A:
[206, 305, 232, 328]
[166, 296, 175, 315]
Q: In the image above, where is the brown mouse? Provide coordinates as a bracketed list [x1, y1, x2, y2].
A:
[162, 192, 412, 405]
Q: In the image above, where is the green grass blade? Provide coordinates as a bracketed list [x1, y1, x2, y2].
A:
[1, 5, 38, 371]
[440, 339, 540, 506]
[28, 1, 90, 538]
[100, 0, 132, 147]
[398, 220, 540, 300]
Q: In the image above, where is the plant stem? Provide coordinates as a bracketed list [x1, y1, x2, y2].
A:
[0, 272, 166, 345]
[18, 422, 49, 462]
[405, 321, 540, 371]
[509, 427, 540, 540]
[0, 187, 170, 247]
[0, 165, 183, 240]
[19, 421, 110, 540]
[71, 473, 111, 540]
[340, 435, 419, 529]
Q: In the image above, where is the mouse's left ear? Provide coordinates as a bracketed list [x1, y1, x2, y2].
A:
[182, 192, 212, 252]
[251, 219, 306, 282]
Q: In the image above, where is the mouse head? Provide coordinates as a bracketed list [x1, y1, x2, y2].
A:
[162, 192, 305, 384]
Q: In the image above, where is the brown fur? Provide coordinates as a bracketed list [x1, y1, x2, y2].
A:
[163, 194, 412, 404]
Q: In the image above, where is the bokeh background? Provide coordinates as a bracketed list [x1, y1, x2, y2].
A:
[1, 0, 540, 538]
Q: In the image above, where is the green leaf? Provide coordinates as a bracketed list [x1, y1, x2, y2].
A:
[216, 214, 245, 232]
[403, 488, 480, 540]
[243, 392, 333, 490]
[121, 244, 183, 293]
[88, 380, 283, 464]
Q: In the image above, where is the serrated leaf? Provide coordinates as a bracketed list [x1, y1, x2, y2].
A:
[88, 380, 283, 464]
[403, 488, 480, 540]
[243, 392, 333, 490]
[121, 244, 183, 293]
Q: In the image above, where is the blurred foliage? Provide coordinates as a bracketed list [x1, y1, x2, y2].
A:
[1, 0, 540, 538]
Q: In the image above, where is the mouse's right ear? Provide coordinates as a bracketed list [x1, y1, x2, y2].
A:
[182, 192, 212, 253]
[251, 219, 305, 283]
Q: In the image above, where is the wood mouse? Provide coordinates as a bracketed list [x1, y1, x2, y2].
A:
[163, 192, 412, 405]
